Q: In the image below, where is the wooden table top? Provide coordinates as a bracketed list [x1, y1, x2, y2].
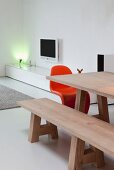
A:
[47, 72, 114, 99]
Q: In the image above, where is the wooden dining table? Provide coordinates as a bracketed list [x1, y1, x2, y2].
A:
[47, 71, 114, 170]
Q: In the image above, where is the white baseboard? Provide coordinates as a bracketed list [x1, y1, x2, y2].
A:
[0, 65, 5, 76]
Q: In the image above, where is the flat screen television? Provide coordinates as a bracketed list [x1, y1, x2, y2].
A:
[40, 39, 58, 62]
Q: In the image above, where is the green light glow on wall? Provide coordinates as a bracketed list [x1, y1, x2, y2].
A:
[15, 52, 29, 62]
[11, 44, 30, 64]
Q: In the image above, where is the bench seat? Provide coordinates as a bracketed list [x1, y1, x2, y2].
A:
[18, 98, 114, 169]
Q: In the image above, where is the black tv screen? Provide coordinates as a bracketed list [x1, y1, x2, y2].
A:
[40, 39, 55, 58]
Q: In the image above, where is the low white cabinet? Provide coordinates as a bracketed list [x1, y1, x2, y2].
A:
[5, 65, 50, 91]
[5, 64, 97, 103]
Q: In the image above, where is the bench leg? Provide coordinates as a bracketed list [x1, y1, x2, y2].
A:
[68, 136, 85, 170]
[95, 148, 105, 168]
[28, 113, 58, 143]
[74, 90, 105, 169]
[28, 113, 41, 143]
[96, 95, 109, 167]
[46, 121, 58, 139]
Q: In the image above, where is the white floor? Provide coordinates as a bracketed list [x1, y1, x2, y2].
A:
[0, 77, 113, 170]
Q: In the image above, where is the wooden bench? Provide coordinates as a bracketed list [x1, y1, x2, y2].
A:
[18, 98, 114, 170]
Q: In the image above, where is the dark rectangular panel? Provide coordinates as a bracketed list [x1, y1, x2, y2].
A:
[40, 39, 55, 58]
[97, 54, 104, 72]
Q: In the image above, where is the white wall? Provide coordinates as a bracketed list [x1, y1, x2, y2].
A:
[1, 0, 114, 74]
[0, 0, 23, 75]
[22, 0, 114, 73]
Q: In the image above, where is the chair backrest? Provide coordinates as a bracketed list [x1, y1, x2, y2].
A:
[50, 65, 72, 91]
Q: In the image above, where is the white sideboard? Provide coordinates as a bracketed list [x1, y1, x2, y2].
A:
[5, 64, 97, 104]
[5, 65, 50, 91]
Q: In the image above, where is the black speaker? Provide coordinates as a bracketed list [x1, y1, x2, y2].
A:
[97, 54, 104, 72]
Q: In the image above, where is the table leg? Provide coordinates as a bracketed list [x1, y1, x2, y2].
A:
[68, 136, 85, 170]
[75, 89, 87, 112]
[97, 95, 109, 122]
[68, 89, 87, 170]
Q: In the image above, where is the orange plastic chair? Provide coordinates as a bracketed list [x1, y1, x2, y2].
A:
[50, 65, 90, 113]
